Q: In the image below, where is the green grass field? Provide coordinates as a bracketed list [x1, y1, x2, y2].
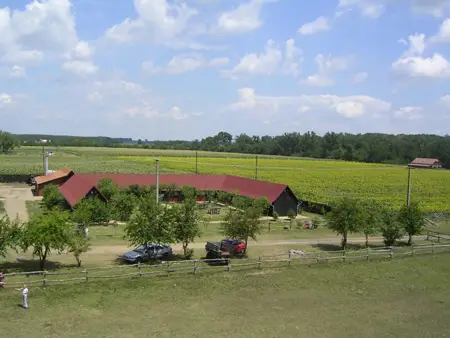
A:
[1, 254, 450, 338]
[1, 146, 450, 212]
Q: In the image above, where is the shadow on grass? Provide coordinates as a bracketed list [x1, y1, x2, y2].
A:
[313, 241, 412, 252]
[0, 259, 77, 273]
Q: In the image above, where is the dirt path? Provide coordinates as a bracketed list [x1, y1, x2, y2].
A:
[0, 184, 41, 222]
[89, 235, 427, 256]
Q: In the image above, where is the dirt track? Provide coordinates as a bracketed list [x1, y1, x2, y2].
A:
[0, 183, 42, 222]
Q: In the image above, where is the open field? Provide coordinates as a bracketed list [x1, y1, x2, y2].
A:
[1, 146, 450, 212]
[1, 254, 450, 338]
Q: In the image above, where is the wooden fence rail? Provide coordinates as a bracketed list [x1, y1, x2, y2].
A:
[2, 243, 450, 288]
[426, 230, 450, 243]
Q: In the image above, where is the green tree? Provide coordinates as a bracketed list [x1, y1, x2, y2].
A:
[287, 209, 296, 229]
[172, 186, 203, 259]
[125, 194, 175, 246]
[41, 184, 65, 211]
[220, 198, 265, 255]
[360, 200, 383, 247]
[0, 216, 23, 257]
[98, 178, 118, 201]
[380, 210, 403, 246]
[0, 130, 18, 153]
[272, 211, 279, 221]
[88, 198, 111, 224]
[21, 208, 72, 270]
[111, 190, 137, 222]
[311, 216, 324, 229]
[71, 199, 93, 228]
[68, 229, 91, 267]
[327, 197, 364, 249]
[398, 202, 425, 245]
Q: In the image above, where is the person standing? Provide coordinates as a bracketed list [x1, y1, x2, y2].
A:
[16, 284, 29, 309]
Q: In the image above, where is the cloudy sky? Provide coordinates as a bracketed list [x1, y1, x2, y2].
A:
[1, 0, 450, 140]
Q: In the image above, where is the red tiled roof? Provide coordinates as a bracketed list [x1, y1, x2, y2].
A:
[58, 173, 291, 207]
[35, 168, 73, 185]
[410, 158, 440, 165]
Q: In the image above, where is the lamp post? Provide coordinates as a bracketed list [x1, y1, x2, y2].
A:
[154, 158, 160, 206]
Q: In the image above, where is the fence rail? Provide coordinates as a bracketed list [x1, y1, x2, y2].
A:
[426, 230, 450, 243]
[2, 243, 450, 288]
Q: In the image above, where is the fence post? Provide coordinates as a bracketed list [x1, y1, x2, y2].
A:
[342, 250, 346, 263]
[258, 256, 262, 270]
[432, 242, 435, 255]
[288, 251, 292, 266]
[193, 260, 197, 275]
[268, 222, 271, 232]
[138, 262, 142, 277]
[389, 247, 393, 260]
[411, 244, 415, 256]
[317, 251, 320, 264]
[438, 233, 441, 243]
[42, 271, 47, 287]
[85, 269, 88, 283]
[426, 231, 429, 241]
[366, 247, 370, 261]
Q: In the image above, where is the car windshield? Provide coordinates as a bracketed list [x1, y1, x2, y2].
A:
[134, 246, 146, 253]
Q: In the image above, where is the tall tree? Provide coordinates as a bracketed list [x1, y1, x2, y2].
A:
[111, 190, 137, 222]
[98, 178, 118, 202]
[125, 194, 175, 246]
[0, 130, 18, 153]
[327, 197, 364, 249]
[360, 200, 383, 247]
[0, 216, 23, 258]
[41, 184, 65, 211]
[68, 228, 91, 267]
[172, 186, 203, 259]
[21, 208, 72, 270]
[220, 198, 265, 255]
[398, 202, 425, 245]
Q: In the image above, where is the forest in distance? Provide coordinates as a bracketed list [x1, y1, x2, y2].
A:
[11, 131, 450, 168]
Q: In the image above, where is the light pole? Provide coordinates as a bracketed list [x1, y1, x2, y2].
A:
[406, 166, 412, 207]
[154, 158, 160, 206]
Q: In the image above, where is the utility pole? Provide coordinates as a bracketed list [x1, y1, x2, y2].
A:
[195, 151, 198, 174]
[255, 155, 258, 180]
[406, 166, 411, 207]
[42, 144, 45, 175]
[155, 158, 160, 206]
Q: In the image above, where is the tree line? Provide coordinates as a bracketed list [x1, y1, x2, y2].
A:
[4, 130, 450, 167]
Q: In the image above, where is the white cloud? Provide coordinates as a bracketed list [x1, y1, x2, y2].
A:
[224, 39, 282, 78]
[282, 39, 302, 77]
[352, 71, 368, 83]
[216, 0, 277, 34]
[142, 54, 229, 74]
[338, 0, 450, 18]
[0, 93, 13, 108]
[393, 106, 423, 120]
[429, 18, 450, 44]
[168, 106, 188, 120]
[0, 0, 78, 67]
[226, 87, 392, 119]
[402, 34, 426, 57]
[298, 16, 330, 35]
[105, 0, 198, 44]
[72, 41, 93, 59]
[62, 60, 98, 75]
[9, 65, 26, 78]
[302, 54, 350, 86]
[393, 53, 450, 78]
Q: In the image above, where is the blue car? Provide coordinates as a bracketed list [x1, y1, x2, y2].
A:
[121, 243, 173, 264]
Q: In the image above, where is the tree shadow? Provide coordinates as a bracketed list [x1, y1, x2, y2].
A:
[312, 243, 381, 252]
[0, 259, 77, 273]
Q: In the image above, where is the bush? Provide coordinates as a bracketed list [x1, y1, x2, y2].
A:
[381, 211, 403, 246]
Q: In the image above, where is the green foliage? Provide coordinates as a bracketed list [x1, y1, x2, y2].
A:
[68, 229, 91, 267]
[41, 184, 65, 211]
[71, 199, 93, 227]
[360, 200, 383, 247]
[287, 209, 296, 220]
[0, 216, 23, 257]
[98, 178, 118, 201]
[327, 197, 365, 249]
[111, 190, 137, 222]
[0, 130, 18, 153]
[398, 202, 426, 245]
[220, 199, 265, 254]
[172, 186, 203, 259]
[380, 210, 403, 246]
[21, 208, 72, 270]
[88, 198, 111, 224]
[311, 216, 324, 229]
[125, 194, 175, 246]
[272, 211, 279, 221]
[128, 184, 155, 198]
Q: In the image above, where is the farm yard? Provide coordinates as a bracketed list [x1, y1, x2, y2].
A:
[1, 146, 450, 212]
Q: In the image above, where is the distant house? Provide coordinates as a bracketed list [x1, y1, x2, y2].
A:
[408, 158, 442, 169]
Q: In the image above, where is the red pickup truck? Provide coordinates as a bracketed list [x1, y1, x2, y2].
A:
[205, 239, 246, 259]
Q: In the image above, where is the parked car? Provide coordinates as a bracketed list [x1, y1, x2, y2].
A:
[205, 238, 246, 259]
[121, 243, 173, 264]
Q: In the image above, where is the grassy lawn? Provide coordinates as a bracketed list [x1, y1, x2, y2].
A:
[1, 254, 450, 338]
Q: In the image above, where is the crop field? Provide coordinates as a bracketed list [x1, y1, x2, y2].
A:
[1, 146, 450, 212]
[1, 254, 450, 338]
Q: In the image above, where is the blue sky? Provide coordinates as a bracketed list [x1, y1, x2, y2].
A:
[1, 0, 450, 140]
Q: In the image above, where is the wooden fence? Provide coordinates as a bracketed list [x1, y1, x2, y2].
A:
[2, 243, 450, 288]
[426, 230, 450, 243]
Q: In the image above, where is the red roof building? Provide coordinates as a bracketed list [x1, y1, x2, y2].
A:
[409, 158, 442, 169]
[54, 173, 299, 216]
